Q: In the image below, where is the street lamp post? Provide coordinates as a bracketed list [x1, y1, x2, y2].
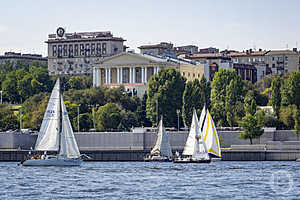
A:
[77, 104, 81, 132]
[0, 91, 2, 104]
[20, 107, 22, 132]
[177, 109, 180, 132]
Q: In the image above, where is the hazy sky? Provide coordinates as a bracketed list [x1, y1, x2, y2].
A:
[1, 0, 300, 56]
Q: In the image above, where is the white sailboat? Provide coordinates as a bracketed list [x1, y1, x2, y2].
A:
[201, 108, 222, 159]
[174, 108, 211, 163]
[144, 117, 173, 162]
[21, 79, 83, 166]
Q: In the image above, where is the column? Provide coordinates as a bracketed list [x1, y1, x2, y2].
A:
[105, 68, 108, 84]
[120, 67, 123, 83]
[92, 67, 96, 86]
[154, 67, 157, 74]
[117, 68, 120, 84]
[129, 67, 132, 83]
[133, 67, 136, 83]
[97, 69, 101, 87]
[108, 68, 111, 84]
[144, 67, 147, 83]
[141, 67, 144, 83]
[157, 66, 160, 73]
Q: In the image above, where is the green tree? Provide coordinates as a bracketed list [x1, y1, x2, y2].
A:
[73, 113, 93, 132]
[146, 68, 185, 127]
[271, 75, 282, 118]
[96, 103, 121, 131]
[294, 109, 300, 139]
[211, 69, 243, 126]
[239, 113, 264, 144]
[0, 105, 18, 131]
[136, 93, 152, 127]
[280, 105, 297, 129]
[225, 78, 244, 127]
[281, 72, 300, 108]
[2, 71, 20, 103]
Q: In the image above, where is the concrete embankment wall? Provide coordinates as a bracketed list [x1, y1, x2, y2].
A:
[0, 129, 300, 161]
[1, 129, 298, 150]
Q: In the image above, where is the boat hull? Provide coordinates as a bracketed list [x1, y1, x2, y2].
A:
[22, 157, 82, 166]
[173, 158, 211, 164]
[296, 158, 300, 162]
[144, 156, 172, 162]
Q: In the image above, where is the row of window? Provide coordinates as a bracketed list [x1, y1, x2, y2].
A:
[52, 43, 107, 57]
[182, 72, 201, 78]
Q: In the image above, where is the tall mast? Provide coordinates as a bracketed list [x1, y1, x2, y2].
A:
[58, 78, 62, 154]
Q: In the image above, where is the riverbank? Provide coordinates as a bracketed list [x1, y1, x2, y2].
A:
[1, 149, 300, 162]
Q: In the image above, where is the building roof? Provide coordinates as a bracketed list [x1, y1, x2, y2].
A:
[46, 31, 126, 43]
[265, 50, 298, 55]
[138, 42, 173, 50]
[187, 53, 229, 59]
[229, 50, 269, 57]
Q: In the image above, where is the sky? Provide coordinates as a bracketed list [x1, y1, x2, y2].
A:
[0, 0, 300, 56]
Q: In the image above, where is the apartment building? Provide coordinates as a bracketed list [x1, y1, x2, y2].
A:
[46, 27, 126, 75]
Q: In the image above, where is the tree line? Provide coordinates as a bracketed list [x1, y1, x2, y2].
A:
[1, 61, 300, 144]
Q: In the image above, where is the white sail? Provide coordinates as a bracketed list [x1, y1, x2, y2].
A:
[150, 118, 173, 157]
[35, 79, 60, 151]
[202, 109, 221, 158]
[182, 110, 198, 156]
[199, 106, 208, 154]
[59, 95, 81, 158]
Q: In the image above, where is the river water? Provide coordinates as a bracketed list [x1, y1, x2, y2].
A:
[0, 161, 299, 200]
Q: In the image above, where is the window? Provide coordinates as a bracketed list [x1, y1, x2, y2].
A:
[272, 64, 275, 68]
[102, 43, 107, 55]
[63, 45, 67, 56]
[52, 45, 57, 57]
[80, 44, 84, 56]
[69, 44, 73, 57]
[58, 45, 62, 57]
[91, 43, 95, 56]
[96, 43, 101, 56]
[85, 44, 90, 56]
[74, 44, 78, 56]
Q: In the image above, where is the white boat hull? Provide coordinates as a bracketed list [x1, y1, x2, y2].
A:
[296, 158, 300, 162]
[22, 157, 82, 166]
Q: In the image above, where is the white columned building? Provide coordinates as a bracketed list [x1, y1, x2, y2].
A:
[93, 52, 181, 97]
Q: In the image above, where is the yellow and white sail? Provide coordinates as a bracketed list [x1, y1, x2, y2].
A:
[201, 109, 221, 158]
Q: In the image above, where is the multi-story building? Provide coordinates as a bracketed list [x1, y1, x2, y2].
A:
[0, 52, 47, 66]
[229, 49, 271, 81]
[46, 27, 126, 75]
[138, 42, 174, 56]
[186, 53, 232, 81]
[174, 45, 198, 55]
[199, 47, 219, 54]
[93, 52, 203, 97]
[264, 49, 299, 75]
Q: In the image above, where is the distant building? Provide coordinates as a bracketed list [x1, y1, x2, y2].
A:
[229, 49, 271, 81]
[186, 53, 231, 81]
[46, 27, 126, 76]
[174, 45, 198, 55]
[199, 47, 219, 54]
[264, 50, 299, 75]
[93, 52, 202, 97]
[0, 52, 47, 66]
[138, 42, 174, 56]
[233, 63, 257, 83]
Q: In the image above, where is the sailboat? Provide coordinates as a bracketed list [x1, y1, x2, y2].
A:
[174, 108, 211, 163]
[174, 107, 221, 163]
[144, 117, 173, 162]
[21, 79, 83, 166]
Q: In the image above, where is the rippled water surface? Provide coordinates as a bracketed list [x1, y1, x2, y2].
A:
[0, 161, 299, 199]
